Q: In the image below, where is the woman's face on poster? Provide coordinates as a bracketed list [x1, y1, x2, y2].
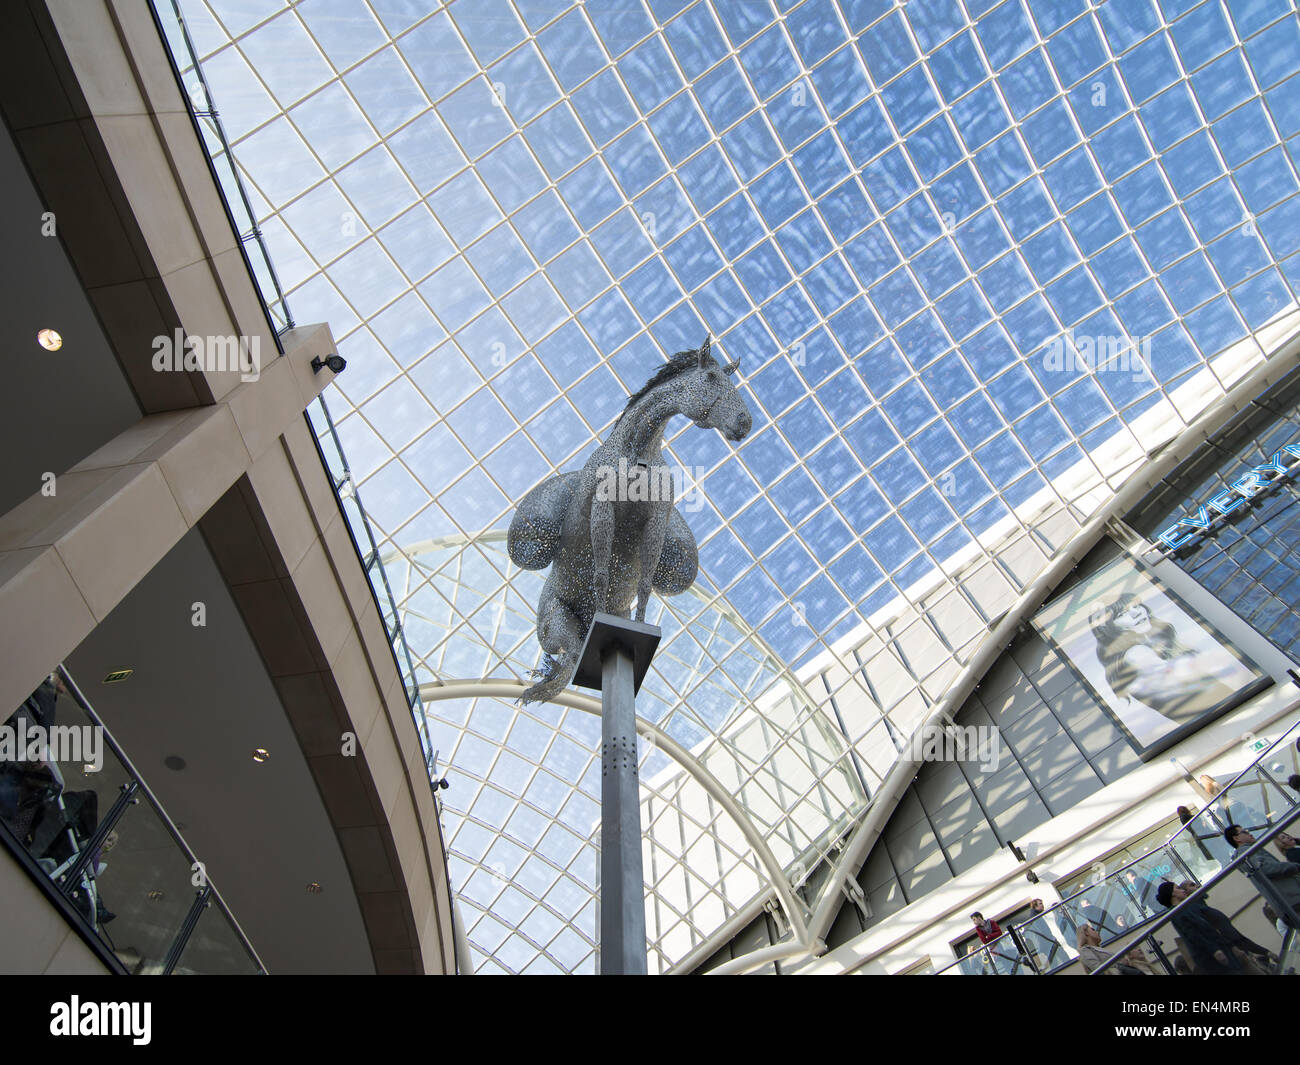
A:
[1113, 602, 1151, 634]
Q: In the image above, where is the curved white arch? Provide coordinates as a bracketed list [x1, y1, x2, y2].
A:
[418, 678, 812, 949]
[387, 530, 808, 703]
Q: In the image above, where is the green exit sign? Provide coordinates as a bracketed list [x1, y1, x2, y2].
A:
[102, 669, 133, 684]
[1250, 739, 1269, 752]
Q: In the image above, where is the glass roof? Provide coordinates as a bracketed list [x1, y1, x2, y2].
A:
[160, 0, 1300, 972]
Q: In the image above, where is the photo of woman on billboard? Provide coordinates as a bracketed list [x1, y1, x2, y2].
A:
[1089, 594, 1240, 726]
[1032, 556, 1272, 758]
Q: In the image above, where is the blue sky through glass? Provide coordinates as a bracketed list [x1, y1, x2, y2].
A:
[167, 0, 1300, 973]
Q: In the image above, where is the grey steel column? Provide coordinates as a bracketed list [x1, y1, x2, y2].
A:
[600, 643, 647, 975]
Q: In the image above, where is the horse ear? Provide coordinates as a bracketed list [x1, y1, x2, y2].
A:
[698, 333, 712, 365]
[722, 359, 740, 375]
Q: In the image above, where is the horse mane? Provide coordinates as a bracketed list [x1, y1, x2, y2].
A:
[615, 346, 714, 426]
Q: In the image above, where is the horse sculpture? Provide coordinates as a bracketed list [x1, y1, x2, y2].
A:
[507, 336, 753, 705]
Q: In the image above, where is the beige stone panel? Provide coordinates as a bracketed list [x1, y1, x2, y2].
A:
[356, 890, 415, 952]
[321, 510, 372, 619]
[54, 464, 188, 621]
[46, 0, 147, 118]
[365, 606, 406, 704]
[13, 124, 145, 292]
[330, 629, 383, 750]
[106, 0, 187, 116]
[387, 794, 434, 911]
[43, 929, 110, 974]
[309, 753, 378, 829]
[0, 545, 95, 714]
[201, 479, 290, 584]
[372, 947, 419, 974]
[86, 280, 205, 411]
[71, 410, 195, 472]
[229, 578, 320, 676]
[272, 670, 348, 759]
[335, 825, 399, 895]
[154, 111, 238, 259]
[0, 464, 185, 573]
[0, 2, 82, 131]
[130, 405, 238, 467]
[402, 821, 435, 928]
[293, 539, 353, 667]
[0, 848, 82, 973]
[96, 114, 205, 276]
[247, 443, 317, 577]
[362, 710, 407, 823]
[208, 246, 277, 357]
[282, 581, 332, 673]
[391, 682, 438, 822]
[153, 406, 250, 526]
[0, 468, 120, 554]
[282, 416, 345, 526]
[418, 893, 452, 974]
[227, 357, 304, 463]
[155, 258, 239, 370]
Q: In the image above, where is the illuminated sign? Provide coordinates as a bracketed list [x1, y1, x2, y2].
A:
[1156, 442, 1300, 549]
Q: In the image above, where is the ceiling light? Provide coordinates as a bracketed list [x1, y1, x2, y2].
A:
[306, 882, 322, 894]
[37, 328, 62, 351]
[252, 748, 270, 763]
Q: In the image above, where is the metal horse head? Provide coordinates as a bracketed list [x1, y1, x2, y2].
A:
[682, 334, 752, 442]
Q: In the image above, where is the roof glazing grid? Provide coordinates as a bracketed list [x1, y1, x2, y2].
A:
[164, 0, 1300, 972]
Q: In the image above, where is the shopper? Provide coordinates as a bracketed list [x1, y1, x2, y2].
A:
[1226, 824, 1300, 925]
[1155, 880, 1272, 973]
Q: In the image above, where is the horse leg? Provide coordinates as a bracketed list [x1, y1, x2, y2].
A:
[590, 495, 613, 611]
[636, 504, 668, 623]
[519, 595, 583, 705]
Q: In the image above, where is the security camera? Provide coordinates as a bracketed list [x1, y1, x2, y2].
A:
[310, 353, 347, 374]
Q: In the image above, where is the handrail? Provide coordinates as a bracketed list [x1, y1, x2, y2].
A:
[0, 667, 268, 973]
[1090, 811, 1300, 974]
[931, 718, 1300, 974]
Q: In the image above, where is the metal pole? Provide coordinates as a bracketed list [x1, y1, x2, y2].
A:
[600, 643, 647, 975]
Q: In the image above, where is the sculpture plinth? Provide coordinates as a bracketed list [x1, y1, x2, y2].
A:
[574, 613, 661, 976]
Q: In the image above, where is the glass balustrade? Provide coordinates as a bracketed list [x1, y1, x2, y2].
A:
[930, 718, 1300, 975]
[0, 668, 263, 974]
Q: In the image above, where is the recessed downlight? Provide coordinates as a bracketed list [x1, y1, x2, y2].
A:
[252, 748, 270, 763]
[306, 882, 322, 894]
[37, 328, 62, 351]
